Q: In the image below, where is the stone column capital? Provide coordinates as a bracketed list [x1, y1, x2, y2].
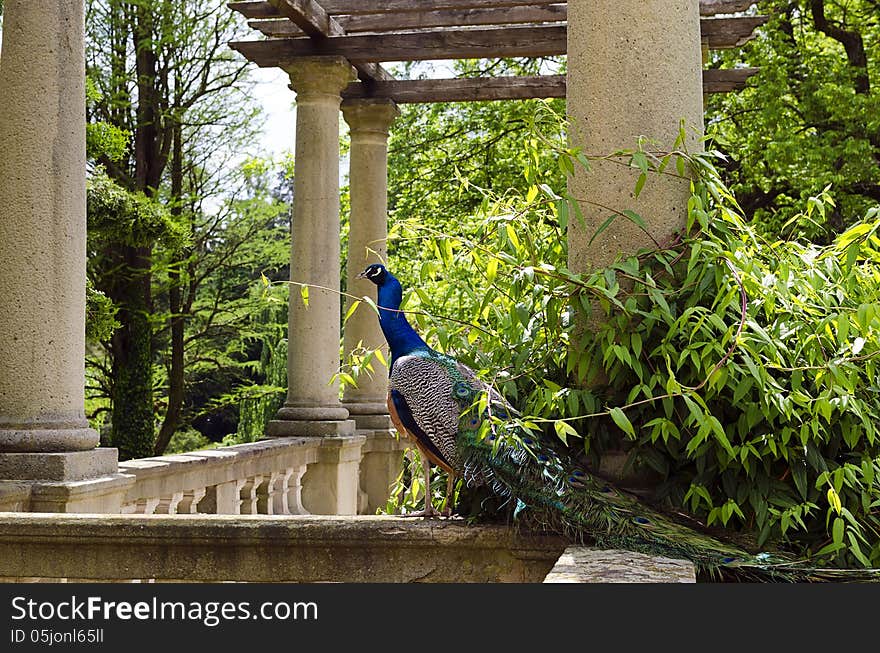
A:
[341, 99, 400, 138]
[284, 56, 357, 101]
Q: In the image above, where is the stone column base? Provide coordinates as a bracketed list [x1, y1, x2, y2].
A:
[358, 429, 407, 515]
[266, 419, 356, 437]
[0, 448, 119, 481]
[0, 448, 135, 513]
[301, 435, 366, 515]
[344, 403, 393, 431]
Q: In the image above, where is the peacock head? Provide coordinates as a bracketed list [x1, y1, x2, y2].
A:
[356, 263, 389, 286]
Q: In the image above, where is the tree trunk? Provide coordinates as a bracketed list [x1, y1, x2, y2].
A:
[110, 245, 155, 460]
[110, 2, 163, 460]
[155, 121, 185, 455]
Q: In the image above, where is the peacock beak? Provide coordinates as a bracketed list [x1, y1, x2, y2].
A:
[355, 270, 368, 280]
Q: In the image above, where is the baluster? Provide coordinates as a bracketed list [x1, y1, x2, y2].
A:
[134, 497, 160, 514]
[272, 468, 294, 515]
[239, 475, 263, 514]
[257, 471, 280, 514]
[287, 465, 309, 515]
[177, 488, 207, 514]
[155, 491, 184, 514]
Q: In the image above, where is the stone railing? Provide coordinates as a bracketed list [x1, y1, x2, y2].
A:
[118, 432, 405, 517]
[0, 431, 407, 517]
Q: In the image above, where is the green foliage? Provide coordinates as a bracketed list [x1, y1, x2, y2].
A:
[707, 0, 880, 240]
[85, 76, 129, 162]
[379, 112, 880, 566]
[220, 330, 288, 447]
[86, 171, 185, 248]
[165, 428, 215, 454]
[85, 279, 119, 342]
[112, 302, 156, 461]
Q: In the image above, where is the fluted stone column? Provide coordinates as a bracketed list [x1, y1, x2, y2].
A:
[267, 57, 358, 438]
[0, 0, 131, 509]
[341, 99, 399, 430]
[566, 0, 704, 274]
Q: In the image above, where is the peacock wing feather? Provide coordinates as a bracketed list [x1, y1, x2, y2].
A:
[388, 351, 486, 474]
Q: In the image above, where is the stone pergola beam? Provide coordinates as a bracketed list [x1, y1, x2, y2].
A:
[340, 69, 759, 104]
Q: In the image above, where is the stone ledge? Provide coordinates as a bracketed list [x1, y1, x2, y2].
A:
[542, 546, 696, 583]
[0, 448, 119, 481]
[0, 481, 30, 511]
[0, 514, 566, 583]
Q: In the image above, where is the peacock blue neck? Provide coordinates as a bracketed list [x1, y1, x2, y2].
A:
[376, 272, 431, 367]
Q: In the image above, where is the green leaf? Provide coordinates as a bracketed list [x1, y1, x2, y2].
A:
[621, 209, 648, 231]
[299, 284, 309, 307]
[344, 300, 361, 323]
[554, 420, 579, 444]
[634, 173, 647, 199]
[588, 214, 618, 246]
[832, 517, 844, 546]
[609, 407, 636, 439]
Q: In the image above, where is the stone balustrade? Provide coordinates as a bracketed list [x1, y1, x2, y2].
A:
[0, 432, 406, 517]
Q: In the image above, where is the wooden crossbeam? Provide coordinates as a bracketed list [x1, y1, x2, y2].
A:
[249, 5, 567, 36]
[701, 16, 767, 48]
[231, 25, 567, 64]
[230, 1, 279, 19]
[702, 67, 760, 93]
[339, 69, 760, 104]
[267, 0, 394, 82]
[230, 0, 757, 20]
[269, 0, 335, 37]
[343, 75, 567, 103]
[699, 0, 755, 15]
[231, 18, 766, 66]
[248, 14, 765, 51]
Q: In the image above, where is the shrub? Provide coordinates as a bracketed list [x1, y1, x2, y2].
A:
[373, 120, 880, 567]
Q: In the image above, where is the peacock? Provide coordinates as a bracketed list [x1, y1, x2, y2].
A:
[356, 263, 880, 581]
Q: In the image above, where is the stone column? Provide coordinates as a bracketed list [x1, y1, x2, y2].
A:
[0, 1, 132, 511]
[267, 57, 358, 438]
[566, 0, 704, 274]
[341, 99, 399, 430]
[0, 0, 97, 454]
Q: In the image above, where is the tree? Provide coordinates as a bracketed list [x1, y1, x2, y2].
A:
[85, 0, 254, 458]
[707, 0, 880, 241]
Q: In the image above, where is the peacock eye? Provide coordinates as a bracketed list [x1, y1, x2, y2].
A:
[453, 381, 472, 398]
